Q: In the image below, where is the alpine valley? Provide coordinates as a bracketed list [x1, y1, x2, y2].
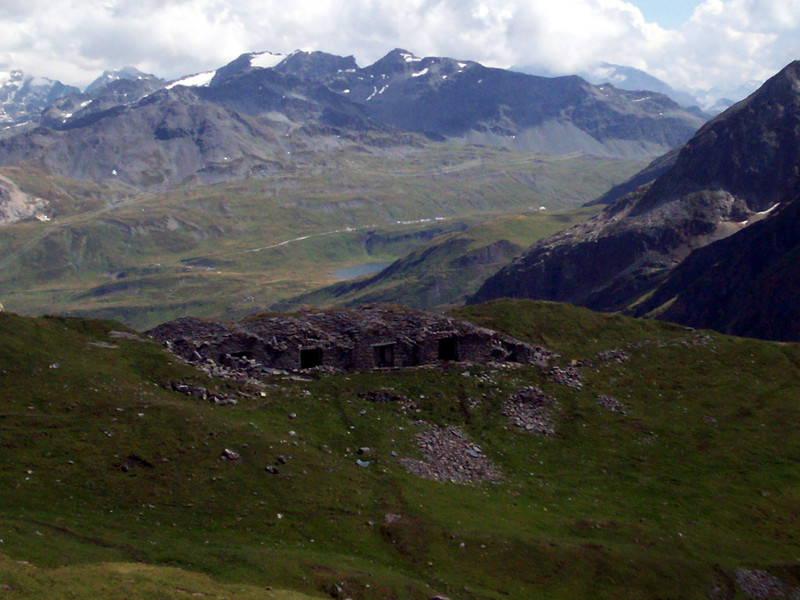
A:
[0, 48, 705, 327]
[1, 46, 800, 600]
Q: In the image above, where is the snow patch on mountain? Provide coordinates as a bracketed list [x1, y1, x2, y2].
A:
[250, 51, 285, 69]
[167, 71, 215, 89]
[758, 203, 781, 216]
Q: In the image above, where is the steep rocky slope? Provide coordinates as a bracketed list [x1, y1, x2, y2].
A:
[471, 60, 800, 339]
[0, 76, 384, 187]
[0, 87, 289, 186]
[41, 69, 166, 130]
[631, 194, 800, 341]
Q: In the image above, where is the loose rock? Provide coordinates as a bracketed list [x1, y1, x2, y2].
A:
[503, 387, 557, 435]
[550, 365, 583, 389]
[400, 424, 502, 484]
[221, 448, 240, 461]
[383, 513, 402, 524]
[595, 349, 631, 364]
[735, 569, 799, 599]
[596, 394, 626, 414]
[168, 381, 238, 405]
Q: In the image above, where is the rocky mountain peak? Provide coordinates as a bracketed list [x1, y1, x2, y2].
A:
[0, 70, 79, 126]
[209, 51, 286, 86]
[85, 67, 162, 94]
[634, 59, 800, 215]
[757, 59, 800, 96]
[273, 50, 358, 81]
[364, 48, 425, 75]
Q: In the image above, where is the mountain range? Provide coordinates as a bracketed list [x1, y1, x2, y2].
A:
[2, 49, 799, 343]
[514, 61, 757, 114]
[471, 60, 800, 341]
[0, 49, 705, 188]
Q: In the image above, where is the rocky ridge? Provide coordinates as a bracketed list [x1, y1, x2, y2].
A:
[273, 48, 704, 159]
[470, 60, 800, 340]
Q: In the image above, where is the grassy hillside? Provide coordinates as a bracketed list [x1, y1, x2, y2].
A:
[276, 207, 600, 311]
[1, 300, 799, 598]
[0, 148, 642, 328]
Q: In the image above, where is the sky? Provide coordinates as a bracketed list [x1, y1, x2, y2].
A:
[1, 0, 799, 104]
[634, 0, 701, 29]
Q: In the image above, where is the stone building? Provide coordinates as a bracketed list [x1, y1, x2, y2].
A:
[148, 305, 552, 373]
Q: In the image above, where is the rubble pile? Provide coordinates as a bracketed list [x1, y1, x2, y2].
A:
[399, 424, 502, 484]
[503, 387, 557, 435]
[549, 365, 583, 389]
[167, 381, 239, 405]
[595, 394, 626, 414]
[594, 349, 631, 364]
[735, 569, 799, 599]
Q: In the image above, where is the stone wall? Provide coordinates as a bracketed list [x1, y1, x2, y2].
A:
[148, 305, 553, 375]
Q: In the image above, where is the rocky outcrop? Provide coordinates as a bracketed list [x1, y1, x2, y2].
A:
[631, 194, 800, 341]
[0, 174, 49, 225]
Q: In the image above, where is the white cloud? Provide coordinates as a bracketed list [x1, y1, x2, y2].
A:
[0, 0, 797, 103]
[661, 0, 800, 96]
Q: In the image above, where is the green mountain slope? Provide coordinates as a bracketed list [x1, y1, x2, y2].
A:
[0, 148, 641, 329]
[276, 207, 600, 311]
[1, 300, 799, 599]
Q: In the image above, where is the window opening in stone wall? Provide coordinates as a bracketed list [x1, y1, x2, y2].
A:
[438, 337, 458, 361]
[373, 343, 395, 368]
[300, 347, 323, 369]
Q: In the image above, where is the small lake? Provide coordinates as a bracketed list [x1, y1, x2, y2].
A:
[332, 262, 393, 280]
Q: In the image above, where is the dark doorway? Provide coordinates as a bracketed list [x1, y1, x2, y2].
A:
[373, 343, 395, 368]
[438, 337, 458, 361]
[300, 347, 323, 369]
